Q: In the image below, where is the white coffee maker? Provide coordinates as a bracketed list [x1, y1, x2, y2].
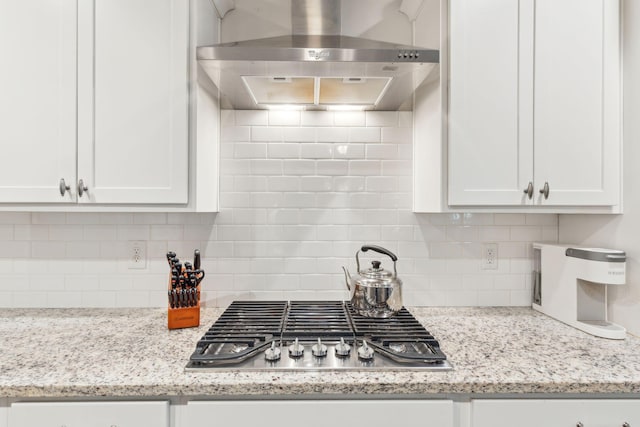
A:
[532, 243, 626, 339]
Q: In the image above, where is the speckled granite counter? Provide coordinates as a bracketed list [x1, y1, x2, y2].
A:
[1, 307, 640, 398]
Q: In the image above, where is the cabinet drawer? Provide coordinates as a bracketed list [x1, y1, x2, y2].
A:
[187, 400, 454, 427]
[9, 401, 168, 427]
[472, 399, 640, 427]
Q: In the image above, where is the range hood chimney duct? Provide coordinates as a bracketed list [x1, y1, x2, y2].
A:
[292, 0, 341, 36]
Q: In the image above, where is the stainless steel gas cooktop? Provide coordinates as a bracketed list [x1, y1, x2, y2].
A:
[185, 301, 452, 371]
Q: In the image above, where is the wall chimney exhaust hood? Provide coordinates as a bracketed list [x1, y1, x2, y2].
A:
[197, 0, 439, 111]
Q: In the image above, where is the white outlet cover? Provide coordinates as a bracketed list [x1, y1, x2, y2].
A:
[128, 240, 147, 269]
[482, 243, 498, 270]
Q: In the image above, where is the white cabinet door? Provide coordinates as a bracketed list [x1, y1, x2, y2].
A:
[0, 0, 77, 203]
[8, 401, 169, 427]
[448, 0, 620, 208]
[77, 0, 189, 204]
[533, 0, 620, 206]
[187, 400, 454, 427]
[448, 0, 534, 206]
[472, 399, 640, 427]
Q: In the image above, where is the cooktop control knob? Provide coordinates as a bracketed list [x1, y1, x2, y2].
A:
[264, 341, 281, 361]
[311, 338, 328, 357]
[357, 340, 374, 361]
[335, 337, 351, 357]
[288, 338, 304, 358]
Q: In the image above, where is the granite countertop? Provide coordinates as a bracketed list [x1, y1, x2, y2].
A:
[1, 306, 640, 398]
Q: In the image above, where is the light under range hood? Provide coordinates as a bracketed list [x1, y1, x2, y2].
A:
[197, 0, 439, 111]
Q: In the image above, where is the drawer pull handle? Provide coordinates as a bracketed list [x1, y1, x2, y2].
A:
[523, 181, 534, 199]
[539, 181, 550, 199]
[78, 179, 89, 197]
[59, 178, 71, 196]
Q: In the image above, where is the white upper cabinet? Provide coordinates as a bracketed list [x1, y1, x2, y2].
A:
[77, 0, 189, 204]
[0, 0, 78, 203]
[448, 0, 621, 210]
[0, 0, 192, 208]
[533, 0, 620, 206]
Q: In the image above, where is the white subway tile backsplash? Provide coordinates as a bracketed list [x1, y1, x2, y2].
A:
[283, 160, 315, 175]
[236, 110, 268, 126]
[283, 127, 316, 142]
[268, 176, 301, 192]
[301, 176, 333, 192]
[494, 214, 527, 226]
[268, 142, 300, 159]
[446, 226, 479, 242]
[317, 160, 349, 176]
[234, 143, 267, 159]
[366, 144, 397, 159]
[115, 225, 150, 241]
[301, 111, 334, 127]
[334, 111, 365, 126]
[0, 110, 554, 308]
[398, 111, 412, 128]
[316, 127, 349, 142]
[349, 160, 381, 175]
[510, 226, 543, 242]
[133, 213, 167, 225]
[381, 127, 412, 143]
[333, 177, 365, 192]
[365, 111, 398, 127]
[30, 242, 65, 259]
[334, 143, 365, 159]
[251, 192, 283, 208]
[252, 126, 285, 142]
[282, 192, 316, 208]
[300, 143, 333, 159]
[221, 125, 251, 142]
[0, 225, 13, 240]
[14, 225, 48, 241]
[267, 209, 300, 225]
[0, 212, 30, 224]
[47, 225, 82, 241]
[66, 242, 100, 259]
[268, 110, 301, 126]
[251, 159, 283, 175]
[348, 127, 380, 143]
[32, 213, 67, 225]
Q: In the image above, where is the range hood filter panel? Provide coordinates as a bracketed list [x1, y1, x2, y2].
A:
[242, 76, 316, 105]
[319, 77, 391, 105]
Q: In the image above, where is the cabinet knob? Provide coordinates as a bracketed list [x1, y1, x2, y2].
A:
[78, 179, 89, 197]
[539, 181, 550, 199]
[576, 423, 583, 427]
[523, 182, 534, 199]
[59, 178, 71, 196]
[623, 423, 631, 427]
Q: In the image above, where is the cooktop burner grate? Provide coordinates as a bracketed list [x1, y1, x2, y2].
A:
[186, 300, 452, 371]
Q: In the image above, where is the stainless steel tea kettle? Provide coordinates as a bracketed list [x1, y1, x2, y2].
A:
[342, 245, 403, 318]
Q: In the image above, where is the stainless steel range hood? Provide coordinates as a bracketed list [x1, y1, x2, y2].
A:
[197, 0, 439, 111]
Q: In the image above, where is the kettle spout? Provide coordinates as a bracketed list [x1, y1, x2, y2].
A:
[342, 266, 352, 291]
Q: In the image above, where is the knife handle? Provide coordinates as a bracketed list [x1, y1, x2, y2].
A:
[194, 249, 201, 270]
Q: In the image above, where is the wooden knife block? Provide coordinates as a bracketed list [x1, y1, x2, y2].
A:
[167, 276, 201, 330]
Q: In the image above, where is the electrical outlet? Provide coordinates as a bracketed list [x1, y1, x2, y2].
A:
[128, 241, 147, 269]
[482, 243, 498, 270]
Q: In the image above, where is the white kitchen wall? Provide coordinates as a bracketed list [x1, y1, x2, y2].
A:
[559, 0, 640, 336]
[0, 110, 558, 308]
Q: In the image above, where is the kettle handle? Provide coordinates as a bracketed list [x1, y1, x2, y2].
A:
[361, 245, 398, 262]
[357, 245, 399, 278]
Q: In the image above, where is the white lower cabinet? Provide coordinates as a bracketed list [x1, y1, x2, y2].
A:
[186, 400, 454, 427]
[471, 399, 640, 427]
[8, 401, 169, 427]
